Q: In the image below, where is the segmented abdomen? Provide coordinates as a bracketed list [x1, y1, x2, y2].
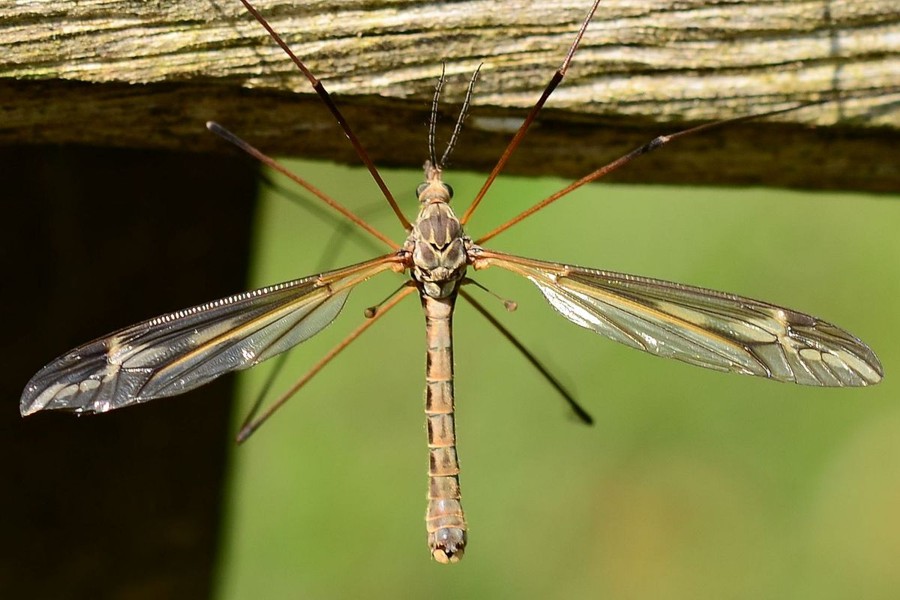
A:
[421, 293, 467, 563]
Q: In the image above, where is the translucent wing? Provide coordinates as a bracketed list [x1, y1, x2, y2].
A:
[21, 255, 400, 416]
[476, 250, 882, 387]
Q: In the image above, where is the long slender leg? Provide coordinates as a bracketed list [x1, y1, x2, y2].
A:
[237, 0, 411, 230]
[460, 0, 603, 225]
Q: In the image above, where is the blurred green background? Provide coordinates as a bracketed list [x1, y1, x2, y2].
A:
[215, 159, 898, 599]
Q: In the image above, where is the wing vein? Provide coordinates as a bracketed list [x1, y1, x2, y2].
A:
[475, 249, 882, 387]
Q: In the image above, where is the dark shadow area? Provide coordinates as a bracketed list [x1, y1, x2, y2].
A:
[1, 146, 258, 599]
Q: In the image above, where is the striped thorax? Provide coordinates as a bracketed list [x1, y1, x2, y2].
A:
[406, 161, 470, 299]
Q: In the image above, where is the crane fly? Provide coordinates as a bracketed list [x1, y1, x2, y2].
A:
[20, 0, 883, 564]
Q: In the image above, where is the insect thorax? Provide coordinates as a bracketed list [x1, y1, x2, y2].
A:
[406, 166, 470, 299]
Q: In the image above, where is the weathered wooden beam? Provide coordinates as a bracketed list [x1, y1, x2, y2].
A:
[1, 0, 898, 192]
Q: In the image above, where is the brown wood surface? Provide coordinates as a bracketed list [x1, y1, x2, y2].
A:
[1, 0, 898, 192]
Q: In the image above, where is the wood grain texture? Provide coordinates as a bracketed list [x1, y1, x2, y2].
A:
[1, 0, 898, 191]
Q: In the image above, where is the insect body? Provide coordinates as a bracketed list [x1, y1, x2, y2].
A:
[407, 162, 471, 561]
[20, 0, 883, 564]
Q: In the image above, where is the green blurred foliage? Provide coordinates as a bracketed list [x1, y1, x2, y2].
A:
[216, 159, 899, 600]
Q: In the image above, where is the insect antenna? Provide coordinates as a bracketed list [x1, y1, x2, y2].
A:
[428, 64, 446, 168]
[236, 0, 412, 231]
[439, 66, 482, 169]
[460, 0, 602, 225]
[236, 286, 417, 443]
[459, 289, 593, 425]
[475, 103, 826, 244]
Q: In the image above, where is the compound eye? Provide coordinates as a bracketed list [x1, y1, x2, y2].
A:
[416, 182, 428, 198]
[444, 184, 454, 199]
